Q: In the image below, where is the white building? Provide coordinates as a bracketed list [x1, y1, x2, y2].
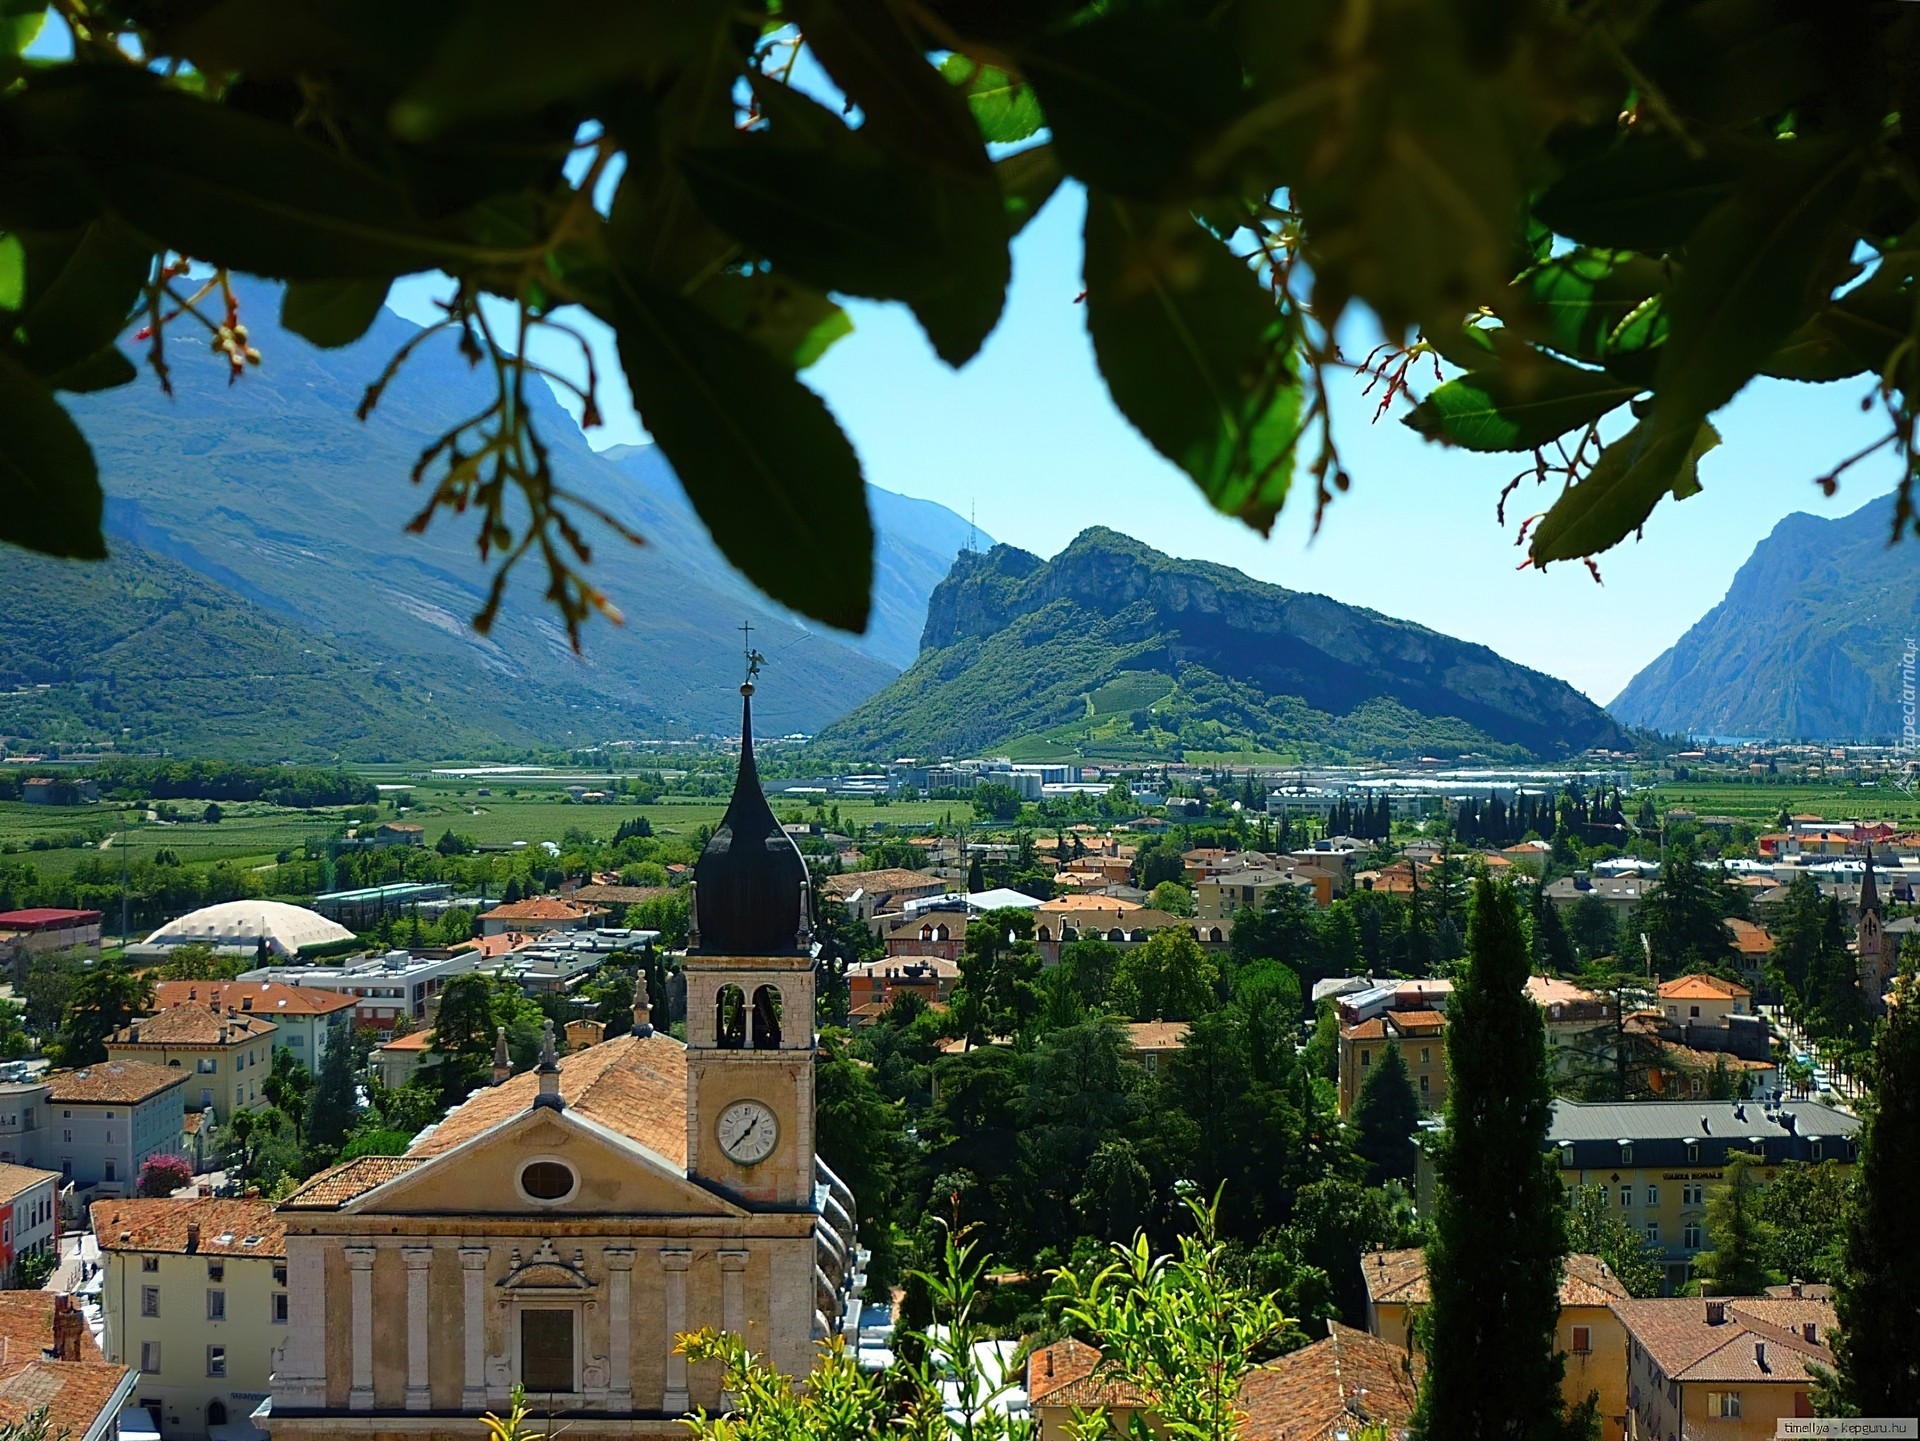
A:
[241, 950, 482, 1038]
[48, 1062, 188, 1198]
[132, 902, 352, 961]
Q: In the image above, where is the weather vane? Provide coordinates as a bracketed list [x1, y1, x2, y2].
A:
[739, 620, 765, 685]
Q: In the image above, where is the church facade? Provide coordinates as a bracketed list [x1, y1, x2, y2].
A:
[265, 683, 860, 1438]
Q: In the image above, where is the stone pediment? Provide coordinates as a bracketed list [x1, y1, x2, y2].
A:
[341, 1100, 744, 1218]
[498, 1239, 594, 1292]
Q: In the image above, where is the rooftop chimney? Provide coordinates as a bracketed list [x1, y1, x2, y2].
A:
[533, 1019, 563, 1110]
[492, 1026, 511, 1086]
[1803, 1323, 1817, 1343]
[128, 1024, 139, 1044]
[632, 992, 653, 1039]
[1755, 1342, 1768, 1371]
[50, 1295, 81, 1362]
[186, 1221, 201, 1253]
[1705, 1300, 1726, 1325]
[1790, 1280, 1803, 1299]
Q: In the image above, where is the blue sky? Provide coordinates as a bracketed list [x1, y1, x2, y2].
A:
[397, 182, 1893, 706]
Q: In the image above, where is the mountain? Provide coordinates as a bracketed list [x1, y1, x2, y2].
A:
[1610, 496, 1920, 740]
[815, 528, 1625, 761]
[10, 276, 984, 756]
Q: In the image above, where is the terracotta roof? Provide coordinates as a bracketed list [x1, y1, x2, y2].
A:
[107, 1005, 277, 1048]
[276, 1155, 426, 1210]
[1526, 976, 1604, 1008]
[1026, 1338, 1145, 1410]
[0, 1164, 59, 1204]
[153, 980, 355, 1017]
[1125, 1021, 1190, 1052]
[850, 956, 961, 979]
[1238, 1322, 1422, 1441]
[182, 1113, 204, 1135]
[0, 1359, 131, 1438]
[1726, 918, 1772, 956]
[462, 932, 535, 959]
[1613, 1298, 1835, 1383]
[570, 884, 669, 905]
[411, 1031, 690, 1167]
[823, 869, 943, 898]
[1658, 974, 1751, 1001]
[47, 1061, 185, 1106]
[1363, 1249, 1627, 1309]
[1343, 1018, 1388, 1042]
[1041, 895, 1144, 914]
[90, 1197, 285, 1257]
[484, 898, 600, 922]
[378, 1030, 436, 1052]
[0, 910, 100, 928]
[0, 1293, 104, 1364]
[1389, 1009, 1447, 1033]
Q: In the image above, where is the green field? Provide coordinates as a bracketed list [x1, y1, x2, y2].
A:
[1648, 781, 1920, 826]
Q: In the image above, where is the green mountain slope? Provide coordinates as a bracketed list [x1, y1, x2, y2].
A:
[816, 529, 1625, 762]
[1610, 495, 1920, 740]
[0, 542, 521, 760]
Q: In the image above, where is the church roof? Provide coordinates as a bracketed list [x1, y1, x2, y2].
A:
[692, 684, 809, 956]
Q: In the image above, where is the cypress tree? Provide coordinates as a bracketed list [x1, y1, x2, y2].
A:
[306, 1029, 359, 1159]
[1828, 951, 1920, 1414]
[1352, 1040, 1421, 1183]
[1413, 879, 1583, 1441]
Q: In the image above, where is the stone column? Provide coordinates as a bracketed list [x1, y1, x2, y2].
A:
[603, 1248, 635, 1412]
[459, 1248, 489, 1411]
[660, 1249, 693, 1414]
[403, 1246, 434, 1410]
[345, 1246, 376, 1412]
[718, 1250, 749, 1410]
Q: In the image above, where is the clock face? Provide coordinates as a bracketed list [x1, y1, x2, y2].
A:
[716, 1100, 779, 1166]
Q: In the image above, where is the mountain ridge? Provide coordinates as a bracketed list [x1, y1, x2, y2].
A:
[819, 528, 1626, 761]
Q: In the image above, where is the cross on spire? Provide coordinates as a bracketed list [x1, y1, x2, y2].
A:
[739, 620, 765, 686]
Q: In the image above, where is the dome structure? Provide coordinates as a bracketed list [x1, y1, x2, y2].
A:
[143, 900, 353, 957]
[692, 682, 809, 955]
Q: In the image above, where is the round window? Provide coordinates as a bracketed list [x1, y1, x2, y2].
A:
[519, 1161, 576, 1201]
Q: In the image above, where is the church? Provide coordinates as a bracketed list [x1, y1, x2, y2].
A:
[265, 679, 861, 1437]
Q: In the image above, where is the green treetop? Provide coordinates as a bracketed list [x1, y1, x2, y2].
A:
[1351, 1039, 1421, 1185]
[1694, 1150, 1776, 1297]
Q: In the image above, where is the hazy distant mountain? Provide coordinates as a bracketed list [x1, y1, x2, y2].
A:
[1610, 496, 1920, 741]
[4, 277, 984, 756]
[816, 528, 1626, 761]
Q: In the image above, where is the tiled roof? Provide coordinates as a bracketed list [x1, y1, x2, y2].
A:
[823, 869, 943, 898]
[90, 1198, 286, 1257]
[0, 1293, 103, 1363]
[0, 1164, 59, 1203]
[410, 1031, 690, 1168]
[1025, 1339, 1145, 1410]
[153, 980, 355, 1017]
[1658, 974, 1751, 1000]
[1725, 919, 1772, 955]
[1041, 895, 1144, 914]
[1238, 1322, 1422, 1441]
[1526, 976, 1604, 1008]
[484, 898, 599, 921]
[1388, 1009, 1447, 1033]
[378, 1030, 437, 1052]
[47, 1061, 185, 1105]
[1613, 1298, 1835, 1383]
[277, 1155, 426, 1210]
[0, 1360, 131, 1438]
[1362, 1250, 1627, 1309]
[1125, 1021, 1190, 1052]
[108, 1005, 277, 1048]
[570, 884, 669, 905]
[850, 957, 961, 979]
[1343, 1018, 1388, 1042]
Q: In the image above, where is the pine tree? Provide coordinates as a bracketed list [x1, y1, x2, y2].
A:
[1352, 1040, 1421, 1183]
[1695, 1150, 1774, 1295]
[1413, 879, 1579, 1441]
[306, 1029, 359, 1160]
[967, 854, 984, 893]
[1827, 949, 1920, 1414]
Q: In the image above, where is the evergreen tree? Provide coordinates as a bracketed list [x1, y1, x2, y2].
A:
[1827, 950, 1920, 1415]
[1694, 1150, 1774, 1295]
[1351, 1040, 1420, 1183]
[1413, 880, 1585, 1441]
[1766, 872, 1825, 1005]
[1534, 891, 1576, 974]
[1632, 839, 1738, 977]
[966, 854, 984, 893]
[1802, 897, 1870, 1044]
[305, 1029, 359, 1161]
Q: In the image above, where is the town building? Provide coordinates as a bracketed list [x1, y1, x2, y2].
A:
[0, 907, 102, 983]
[1122, 1022, 1188, 1076]
[478, 898, 603, 939]
[1338, 1011, 1447, 1116]
[1196, 865, 1332, 919]
[131, 902, 353, 961]
[93, 1197, 289, 1440]
[819, 869, 947, 922]
[310, 883, 451, 930]
[0, 1290, 134, 1441]
[1527, 976, 1617, 1078]
[242, 951, 482, 1037]
[1363, 1249, 1631, 1441]
[264, 681, 859, 1436]
[1543, 874, 1657, 924]
[373, 1031, 437, 1091]
[104, 1009, 277, 1126]
[1619, 1296, 1836, 1441]
[1657, 975, 1750, 1028]
[846, 957, 958, 1016]
[152, 982, 354, 1070]
[48, 1061, 188, 1198]
[0, 1162, 61, 1283]
[0, 1064, 49, 1169]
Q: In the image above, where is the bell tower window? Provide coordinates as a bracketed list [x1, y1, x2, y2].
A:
[752, 986, 783, 1049]
[715, 987, 747, 1050]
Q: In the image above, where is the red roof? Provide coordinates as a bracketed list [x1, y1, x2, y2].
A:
[0, 909, 101, 930]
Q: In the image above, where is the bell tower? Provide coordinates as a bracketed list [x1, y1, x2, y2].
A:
[1859, 847, 1889, 1012]
[683, 671, 817, 1206]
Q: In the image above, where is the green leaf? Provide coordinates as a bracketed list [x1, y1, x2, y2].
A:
[589, 267, 872, 632]
[11, 218, 151, 379]
[688, 271, 852, 371]
[996, 145, 1062, 237]
[1535, 136, 1747, 252]
[1403, 354, 1640, 452]
[679, 101, 1007, 366]
[1527, 418, 1717, 565]
[1083, 193, 1300, 534]
[1649, 142, 1863, 439]
[938, 56, 1044, 145]
[45, 343, 136, 393]
[1511, 249, 1668, 366]
[2, 70, 459, 279]
[0, 232, 20, 312]
[0, 349, 105, 560]
[1761, 259, 1914, 382]
[1025, 11, 1244, 198]
[282, 278, 392, 349]
[1, 0, 43, 57]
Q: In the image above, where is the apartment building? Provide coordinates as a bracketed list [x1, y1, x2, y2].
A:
[1620, 1296, 1836, 1441]
[47, 1062, 186, 1198]
[92, 1197, 288, 1441]
[104, 1008, 276, 1125]
[151, 981, 354, 1069]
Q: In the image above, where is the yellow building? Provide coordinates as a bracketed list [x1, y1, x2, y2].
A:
[1656, 975, 1750, 1029]
[1527, 976, 1617, 1077]
[1619, 1296, 1834, 1441]
[105, 1006, 279, 1124]
[1363, 1249, 1633, 1441]
[1196, 865, 1332, 920]
[92, 1197, 288, 1441]
[1338, 1012, 1447, 1116]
